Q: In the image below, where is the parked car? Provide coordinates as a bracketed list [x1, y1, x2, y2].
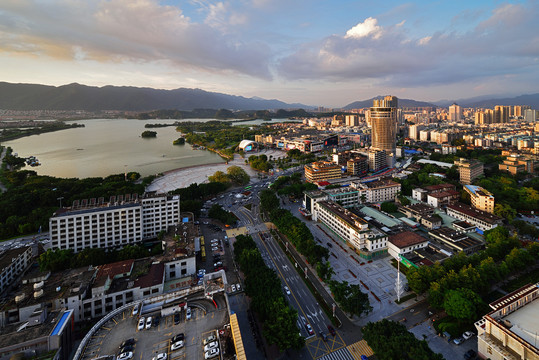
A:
[203, 334, 216, 345]
[119, 339, 135, 349]
[319, 331, 328, 341]
[327, 242, 333, 247]
[174, 313, 180, 324]
[117, 352, 133, 360]
[327, 325, 336, 336]
[204, 348, 219, 359]
[453, 337, 464, 345]
[152, 316, 160, 327]
[171, 340, 184, 351]
[464, 349, 477, 360]
[231, 284, 236, 292]
[462, 331, 474, 340]
[118, 345, 134, 354]
[236, 283, 241, 291]
[186, 307, 192, 320]
[137, 317, 145, 331]
[172, 333, 185, 343]
[131, 305, 139, 316]
[204, 341, 219, 352]
[152, 353, 167, 360]
[145, 316, 152, 329]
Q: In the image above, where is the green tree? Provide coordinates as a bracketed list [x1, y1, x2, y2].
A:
[226, 166, 250, 185]
[494, 203, 516, 221]
[443, 288, 483, 322]
[329, 280, 372, 317]
[262, 298, 305, 351]
[316, 261, 335, 282]
[208, 170, 229, 183]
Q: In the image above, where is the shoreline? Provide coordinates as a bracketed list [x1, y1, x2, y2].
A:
[161, 160, 227, 175]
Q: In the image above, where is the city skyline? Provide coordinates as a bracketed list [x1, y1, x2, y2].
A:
[0, 0, 538, 107]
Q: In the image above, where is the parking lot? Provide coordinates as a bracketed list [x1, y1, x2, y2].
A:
[80, 300, 229, 360]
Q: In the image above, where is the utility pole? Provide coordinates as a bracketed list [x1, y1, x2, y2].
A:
[395, 255, 404, 303]
[57, 197, 64, 209]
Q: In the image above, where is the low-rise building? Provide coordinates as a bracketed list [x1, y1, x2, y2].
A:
[324, 187, 359, 208]
[351, 178, 401, 203]
[426, 189, 459, 208]
[388, 231, 429, 260]
[446, 202, 503, 232]
[428, 227, 483, 254]
[412, 183, 456, 203]
[475, 283, 539, 360]
[0, 246, 35, 296]
[420, 215, 443, 230]
[314, 201, 388, 259]
[498, 154, 535, 175]
[465, 185, 495, 213]
[304, 161, 342, 183]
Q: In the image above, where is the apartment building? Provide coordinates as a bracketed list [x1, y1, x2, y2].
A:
[351, 179, 401, 203]
[304, 161, 342, 183]
[426, 190, 459, 208]
[465, 185, 495, 213]
[49, 194, 180, 253]
[446, 202, 503, 232]
[347, 156, 368, 176]
[454, 158, 484, 184]
[0, 246, 34, 295]
[499, 155, 535, 175]
[387, 231, 429, 260]
[314, 201, 387, 258]
[474, 283, 539, 360]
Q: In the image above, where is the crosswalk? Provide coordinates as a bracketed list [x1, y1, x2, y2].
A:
[316, 340, 373, 360]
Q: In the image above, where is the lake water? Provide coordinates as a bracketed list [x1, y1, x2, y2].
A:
[2, 119, 226, 179]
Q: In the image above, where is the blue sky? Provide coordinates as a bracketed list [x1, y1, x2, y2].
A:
[0, 0, 537, 107]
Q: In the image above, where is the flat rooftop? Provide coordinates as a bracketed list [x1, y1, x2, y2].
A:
[504, 298, 539, 347]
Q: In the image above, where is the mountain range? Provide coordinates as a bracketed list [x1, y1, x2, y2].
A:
[0, 82, 538, 112]
[0, 82, 309, 111]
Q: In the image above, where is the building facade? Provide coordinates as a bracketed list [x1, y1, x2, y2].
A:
[351, 179, 401, 203]
[465, 185, 495, 213]
[454, 158, 484, 184]
[370, 96, 398, 168]
[446, 202, 503, 232]
[0, 246, 34, 295]
[304, 161, 342, 183]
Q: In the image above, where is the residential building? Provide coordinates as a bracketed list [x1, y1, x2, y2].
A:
[368, 149, 387, 171]
[370, 96, 398, 168]
[304, 161, 342, 183]
[449, 103, 462, 122]
[387, 231, 429, 260]
[494, 105, 510, 123]
[324, 187, 360, 208]
[350, 179, 401, 203]
[408, 124, 424, 140]
[412, 183, 456, 202]
[345, 114, 359, 127]
[0, 246, 35, 295]
[465, 185, 495, 213]
[347, 156, 368, 176]
[475, 283, 539, 360]
[426, 190, 460, 208]
[303, 190, 329, 216]
[314, 201, 388, 259]
[524, 108, 538, 122]
[49, 194, 181, 253]
[446, 202, 503, 232]
[499, 155, 535, 175]
[428, 227, 483, 255]
[454, 158, 484, 184]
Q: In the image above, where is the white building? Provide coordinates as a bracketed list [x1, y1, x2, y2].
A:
[351, 179, 401, 203]
[314, 201, 387, 258]
[446, 203, 502, 232]
[49, 194, 180, 253]
[387, 231, 429, 260]
[0, 246, 34, 295]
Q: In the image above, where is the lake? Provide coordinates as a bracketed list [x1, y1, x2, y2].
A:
[2, 119, 227, 179]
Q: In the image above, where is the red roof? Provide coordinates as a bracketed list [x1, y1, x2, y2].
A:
[134, 263, 164, 289]
[96, 259, 134, 280]
[389, 231, 428, 249]
[317, 181, 331, 186]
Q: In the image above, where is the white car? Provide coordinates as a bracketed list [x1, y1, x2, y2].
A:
[203, 334, 216, 345]
[145, 316, 152, 329]
[137, 317, 145, 331]
[117, 352, 133, 360]
[204, 348, 219, 359]
[236, 283, 241, 291]
[284, 286, 290, 295]
[132, 305, 139, 316]
[211, 239, 219, 243]
[186, 307, 191, 320]
[171, 340, 184, 351]
[204, 341, 218, 352]
[152, 353, 167, 360]
[231, 284, 236, 292]
[462, 331, 474, 340]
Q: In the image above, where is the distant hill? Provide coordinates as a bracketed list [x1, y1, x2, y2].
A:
[459, 93, 539, 109]
[0, 82, 311, 111]
[343, 96, 436, 110]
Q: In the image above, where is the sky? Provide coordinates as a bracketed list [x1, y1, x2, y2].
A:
[0, 0, 538, 107]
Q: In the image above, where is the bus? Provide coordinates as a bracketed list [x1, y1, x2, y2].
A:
[245, 185, 252, 190]
[200, 236, 205, 246]
[201, 247, 206, 261]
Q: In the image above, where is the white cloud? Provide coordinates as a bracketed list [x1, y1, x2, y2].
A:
[418, 36, 431, 45]
[345, 17, 382, 39]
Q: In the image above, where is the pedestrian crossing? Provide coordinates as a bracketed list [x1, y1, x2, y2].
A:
[316, 340, 373, 360]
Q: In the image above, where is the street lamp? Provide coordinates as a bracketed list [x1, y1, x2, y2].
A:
[57, 197, 64, 208]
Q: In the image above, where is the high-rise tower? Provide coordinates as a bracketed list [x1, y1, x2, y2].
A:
[370, 95, 398, 168]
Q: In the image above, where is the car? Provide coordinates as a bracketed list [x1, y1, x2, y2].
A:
[119, 339, 136, 349]
[152, 353, 167, 360]
[203, 334, 217, 345]
[464, 349, 477, 360]
[453, 337, 464, 345]
[305, 323, 314, 335]
[327, 325, 336, 336]
[211, 239, 219, 243]
[186, 307, 191, 320]
[172, 333, 185, 343]
[214, 261, 223, 267]
[174, 313, 180, 324]
[319, 331, 328, 341]
[204, 341, 219, 352]
[236, 283, 241, 291]
[203, 222, 209, 225]
[132, 305, 139, 316]
[137, 317, 145, 331]
[231, 284, 236, 292]
[462, 331, 474, 340]
[171, 340, 184, 351]
[152, 316, 160, 327]
[204, 348, 219, 359]
[118, 345, 134, 354]
[117, 352, 133, 360]
[145, 316, 152, 329]
[327, 242, 333, 247]
[284, 286, 290, 295]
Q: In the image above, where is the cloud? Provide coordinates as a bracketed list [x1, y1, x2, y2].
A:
[0, 0, 272, 79]
[345, 17, 382, 39]
[277, 2, 539, 91]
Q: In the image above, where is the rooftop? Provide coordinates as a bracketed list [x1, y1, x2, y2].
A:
[389, 231, 428, 249]
[0, 246, 31, 273]
[361, 178, 400, 189]
[318, 201, 368, 231]
[447, 202, 503, 225]
[464, 185, 494, 199]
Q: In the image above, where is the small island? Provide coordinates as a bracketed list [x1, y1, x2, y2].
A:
[173, 137, 185, 145]
[141, 130, 157, 138]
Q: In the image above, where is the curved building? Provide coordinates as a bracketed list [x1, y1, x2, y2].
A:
[370, 96, 398, 168]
